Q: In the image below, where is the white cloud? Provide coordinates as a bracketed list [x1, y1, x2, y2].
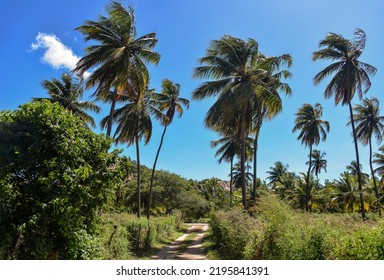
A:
[30, 32, 90, 78]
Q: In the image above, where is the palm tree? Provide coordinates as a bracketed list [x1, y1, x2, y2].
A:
[352, 97, 384, 216]
[250, 55, 292, 201]
[374, 146, 384, 176]
[74, 1, 160, 136]
[193, 35, 291, 209]
[211, 133, 253, 207]
[33, 72, 100, 127]
[307, 149, 327, 187]
[103, 79, 165, 218]
[292, 103, 329, 211]
[313, 28, 377, 220]
[146, 79, 189, 219]
[211, 133, 239, 207]
[266, 161, 289, 186]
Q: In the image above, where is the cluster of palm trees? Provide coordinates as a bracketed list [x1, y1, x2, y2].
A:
[196, 29, 382, 219]
[193, 35, 292, 210]
[33, 1, 382, 220]
[33, 1, 189, 218]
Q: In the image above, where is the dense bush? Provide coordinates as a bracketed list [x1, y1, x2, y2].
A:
[209, 194, 384, 260]
[210, 208, 261, 259]
[0, 101, 118, 259]
[100, 211, 183, 259]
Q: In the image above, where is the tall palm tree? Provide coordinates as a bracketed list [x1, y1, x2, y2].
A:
[193, 35, 291, 209]
[313, 28, 377, 220]
[74, 1, 160, 136]
[292, 103, 330, 212]
[103, 78, 165, 218]
[211, 133, 239, 207]
[306, 149, 327, 186]
[33, 72, 100, 127]
[352, 97, 384, 216]
[146, 79, 189, 219]
[250, 55, 292, 201]
[211, 133, 253, 207]
[266, 161, 289, 186]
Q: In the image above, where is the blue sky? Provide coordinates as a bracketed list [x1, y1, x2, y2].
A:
[1, 0, 384, 182]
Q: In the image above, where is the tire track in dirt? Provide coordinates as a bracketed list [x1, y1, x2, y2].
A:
[151, 223, 209, 260]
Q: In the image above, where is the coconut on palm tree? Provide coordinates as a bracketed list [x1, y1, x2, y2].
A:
[33, 72, 100, 127]
[313, 28, 377, 220]
[146, 79, 189, 219]
[74, 1, 160, 136]
[293, 103, 329, 211]
[351, 97, 384, 216]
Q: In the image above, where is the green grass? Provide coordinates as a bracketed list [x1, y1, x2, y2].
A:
[208, 194, 384, 260]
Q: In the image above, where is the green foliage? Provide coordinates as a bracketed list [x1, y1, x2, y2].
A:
[210, 208, 261, 259]
[99, 211, 183, 258]
[0, 101, 118, 259]
[209, 193, 384, 260]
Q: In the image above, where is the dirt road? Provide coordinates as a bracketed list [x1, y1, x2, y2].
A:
[151, 223, 209, 260]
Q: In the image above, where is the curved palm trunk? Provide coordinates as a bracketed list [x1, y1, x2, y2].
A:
[348, 102, 366, 221]
[369, 138, 382, 217]
[147, 125, 168, 219]
[252, 130, 259, 202]
[107, 89, 118, 137]
[135, 129, 141, 218]
[240, 106, 248, 210]
[230, 156, 234, 207]
[306, 145, 313, 212]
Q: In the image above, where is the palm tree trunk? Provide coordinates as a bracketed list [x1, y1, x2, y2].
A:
[369, 138, 381, 217]
[348, 101, 366, 221]
[147, 125, 168, 219]
[135, 129, 141, 218]
[107, 88, 118, 137]
[252, 130, 259, 203]
[230, 156, 234, 207]
[240, 106, 248, 210]
[306, 145, 312, 212]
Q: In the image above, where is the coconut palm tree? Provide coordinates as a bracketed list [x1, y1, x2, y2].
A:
[211, 133, 253, 207]
[33, 72, 100, 127]
[103, 78, 165, 218]
[307, 149, 327, 185]
[352, 97, 384, 216]
[266, 161, 289, 186]
[313, 28, 377, 220]
[74, 1, 160, 136]
[146, 79, 189, 219]
[292, 103, 329, 211]
[250, 55, 292, 201]
[193, 35, 291, 209]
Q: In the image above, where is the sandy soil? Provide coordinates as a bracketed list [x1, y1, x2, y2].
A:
[151, 223, 209, 260]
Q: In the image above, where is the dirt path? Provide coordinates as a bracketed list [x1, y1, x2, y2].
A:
[151, 223, 209, 260]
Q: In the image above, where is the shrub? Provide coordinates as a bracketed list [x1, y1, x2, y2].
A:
[0, 101, 118, 259]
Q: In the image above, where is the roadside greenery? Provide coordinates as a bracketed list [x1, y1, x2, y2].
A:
[1, 1, 384, 260]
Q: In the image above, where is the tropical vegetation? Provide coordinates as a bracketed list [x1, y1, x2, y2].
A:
[1, 0, 384, 260]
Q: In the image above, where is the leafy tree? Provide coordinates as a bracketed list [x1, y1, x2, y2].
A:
[292, 103, 329, 211]
[74, 1, 160, 136]
[147, 79, 189, 219]
[352, 97, 384, 216]
[0, 101, 117, 259]
[33, 72, 100, 127]
[313, 28, 377, 220]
